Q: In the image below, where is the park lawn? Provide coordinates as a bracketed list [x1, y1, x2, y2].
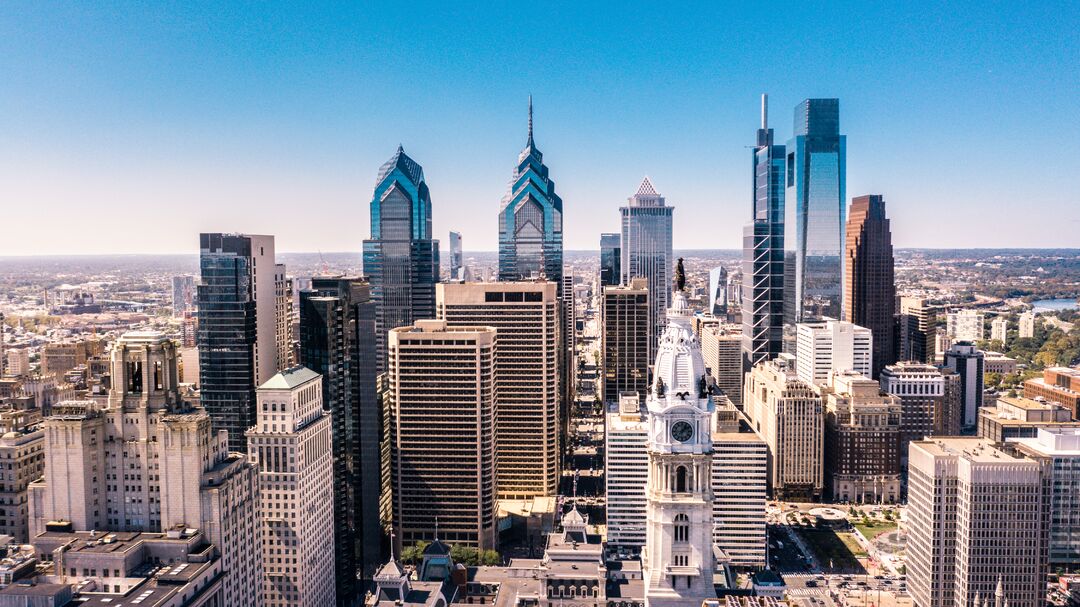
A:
[796, 528, 866, 572]
[854, 521, 898, 541]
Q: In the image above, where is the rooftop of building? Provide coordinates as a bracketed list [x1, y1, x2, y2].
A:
[912, 436, 1028, 464]
[1009, 427, 1080, 456]
[258, 366, 321, 390]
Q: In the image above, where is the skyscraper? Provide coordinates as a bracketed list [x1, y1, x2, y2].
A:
[437, 282, 560, 499]
[900, 297, 936, 363]
[943, 341, 985, 430]
[795, 320, 873, 387]
[298, 276, 381, 595]
[362, 146, 440, 374]
[599, 232, 621, 287]
[707, 266, 728, 316]
[250, 367, 336, 607]
[1011, 428, 1080, 567]
[448, 230, 463, 280]
[602, 278, 650, 404]
[498, 98, 563, 286]
[946, 309, 986, 342]
[880, 362, 950, 459]
[784, 98, 846, 322]
[824, 371, 902, 503]
[844, 194, 896, 378]
[700, 323, 743, 406]
[197, 232, 280, 453]
[171, 275, 195, 317]
[743, 94, 786, 370]
[620, 177, 673, 357]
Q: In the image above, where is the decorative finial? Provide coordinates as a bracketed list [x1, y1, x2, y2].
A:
[527, 94, 534, 143]
[675, 257, 686, 293]
[434, 516, 439, 542]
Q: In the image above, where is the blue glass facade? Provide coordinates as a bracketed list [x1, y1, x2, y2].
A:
[600, 233, 621, 287]
[498, 101, 563, 286]
[784, 98, 846, 322]
[362, 146, 439, 373]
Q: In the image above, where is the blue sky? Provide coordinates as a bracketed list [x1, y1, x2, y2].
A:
[1, 2, 1077, 255]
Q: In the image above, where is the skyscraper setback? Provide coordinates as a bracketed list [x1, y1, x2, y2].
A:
[362, 146, 440, 373]
[621, 177, 673, 357]
[844, 194, 896, 378]
[785, 98, 846, 322]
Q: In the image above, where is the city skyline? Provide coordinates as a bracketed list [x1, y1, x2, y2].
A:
[2, 4, 1079, 256]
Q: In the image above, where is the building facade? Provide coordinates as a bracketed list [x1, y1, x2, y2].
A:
[600, 233, 621, 287]
[449, 230, 463, 280]
[171, 274, 195, 317]
[1024, 366, 1080, 419]
[1019, 311, 1036, 338]
[699, 323, 743, 406]
[602, 278, 650, 405]
[710, 403, 767, 567]
[605, 393, 649, 549]
[1010, 428, 1080, 567]
[943, 341, 985, 430]
[824, 372, 902, 503]
[899, 297, 936, 364]
[620, 177, 673, 359]
[843, 194, 895, 378]
[946, 309, 986, 343]
[795, 320, 873, 387]
[879, 362, 949, 460]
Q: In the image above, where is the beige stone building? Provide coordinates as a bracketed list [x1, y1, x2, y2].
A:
[699, 323, 743, 406]
[824, 372, 901, 503]
[0, 420, 44, 543]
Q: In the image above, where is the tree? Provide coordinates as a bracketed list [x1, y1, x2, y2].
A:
[401, 541, 429, 565]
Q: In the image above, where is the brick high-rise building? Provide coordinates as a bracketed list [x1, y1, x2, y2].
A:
[824, 371, 901, 503]
[899, 297, 936, 363]
[843, 195, 896, 378]
[1024, 366, 1080, 419]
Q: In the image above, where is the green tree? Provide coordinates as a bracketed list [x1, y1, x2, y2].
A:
[401, 541, 429, 565]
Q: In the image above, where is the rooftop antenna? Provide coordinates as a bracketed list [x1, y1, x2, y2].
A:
[434, 516, 439, 542]
[527, 94, 534, 144]
[761, 93, 768, 130]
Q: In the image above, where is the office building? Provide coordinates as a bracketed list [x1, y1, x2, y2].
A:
[784, 98, 846, 322]
[601, 278, 650, 404]
[600, 233, 621, 287]
[249, 367, 336, 607]
[982, 351, 1018, 375]
[171, 274, 195, 317]
[1019, 311, 1036, 338]
[977, 396, 1080, 443]
[362, 146, 440, 374]
[620, 177, 673, 357]
[274, 264, 293, 369]
[907, 437, 1049, 607]
[388, 320, 497, 551]
[498, 99, 563, 287]
[642, 289, 716, 607]
[699, 323, 743, 406]
[604, 393, 649, 548]
[899, 297, 936, 363]
[1010, 428, 1080, 566]
[0, 419, 43, 542]
[708, 266, 728, 316]
[561, 270, 576, 434]
[795, 320, 872, 387]
[990, 316, 1008, 344]
[1024, 366, 1080, 419]
[5, 349, 30, 378]
[880, 362, 951, 457]
[943, 341, 984, 430]
[824, 372, 902, 503]
[198, 232, 280, 453]
[438, 282, 559, 499]
[298, 277, 381, 593]
[946, 309, 985, 343]
[744, 354, 824, 501]
[449, 230, 463, 280]
[29, 331, 264, 607]
[710, 403, 767, 567]
[41, 339, 102, 378]
[843, 194, 895, 378]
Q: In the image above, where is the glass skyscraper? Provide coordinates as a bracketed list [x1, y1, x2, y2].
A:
[362, 146, 440, 373]
[600, 232, 621, 287]
[620, 177, 673, 358]
[498, 99, 563, 286]
[743, 94, 787, 368]
[448, 230, 463, 280]
[784, 98, 846, 322]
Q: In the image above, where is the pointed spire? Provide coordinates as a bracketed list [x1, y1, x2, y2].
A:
[635, 176, 659, 197]
[995, 576, 1004, 607]
[527, 94, 534, 145]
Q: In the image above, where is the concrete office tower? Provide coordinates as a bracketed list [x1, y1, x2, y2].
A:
[198, 232, 279, 453]
[605, 393, 649, 548]
[620, 177, 673, 358]
[880, 362, 950, 457]
[498, 98, 563, 287]
[743, 354, 824, 501]
[437, 282, 559, 499]
[700, 323, 743, 406]
[602, 278, 651, 404]
[795, 320, 873, 387]
[1019, 310, 1036, 338]
[171, 275, 195, 317]
[362, 146, 440, 374]
[1025, 366, 1080, 418]
[990, 316, 1008, 344]
[946, 309, 986, 343]
[249, 368, 336, 607]
[843, 195, 895, 378]
[899, 297, 937, 363]
[0, 419, 43, 542]
[708, 266, 728, 316]
[824, 371, 902, 503]
[561, 270, 576, 430]
[711, 401, 767, 567]
[6, 348, 30, 377]
[388, 320, 497, 551]
[943, 341, 984, 430]
[784, 98, 846, 323]
[642, 290, 716, 607]
[298, 277, 381, 593]
[907, 438, 1049, 607]
[600, 233, 621, 287]
[29, 331, 264, 607]
[743, 94, 787, 370]
[274, 264, 293, 369]
[1011, 428, 1080, 566]
[449, 230, 463, 280]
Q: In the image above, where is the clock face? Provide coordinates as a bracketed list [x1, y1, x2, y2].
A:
[671, 420, 694, 443]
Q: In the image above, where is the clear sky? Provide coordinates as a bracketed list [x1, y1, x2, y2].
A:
[2, 2, 1077, 256]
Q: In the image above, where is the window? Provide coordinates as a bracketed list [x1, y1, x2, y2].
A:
[675, 466, 688, 493]
[674, 513, 689, 543]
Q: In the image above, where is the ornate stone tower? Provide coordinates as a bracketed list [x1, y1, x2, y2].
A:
[642, 273, 717, 607]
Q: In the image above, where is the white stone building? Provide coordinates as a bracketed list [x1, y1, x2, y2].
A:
[795, 320, 872, 387]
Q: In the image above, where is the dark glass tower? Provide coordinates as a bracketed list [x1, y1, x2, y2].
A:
[784, 98, 846, 322]
[362, 146, 440, 373]
[844, 195, 896, 378]
[299, 276, 380, 601]
[498, 98, 563, 286]
[742, 94, 787, 369]
[600, 233, 621, 287]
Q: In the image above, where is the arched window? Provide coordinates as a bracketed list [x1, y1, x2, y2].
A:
[675, 466, 688, 493]
[674, 513, 690, 543]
